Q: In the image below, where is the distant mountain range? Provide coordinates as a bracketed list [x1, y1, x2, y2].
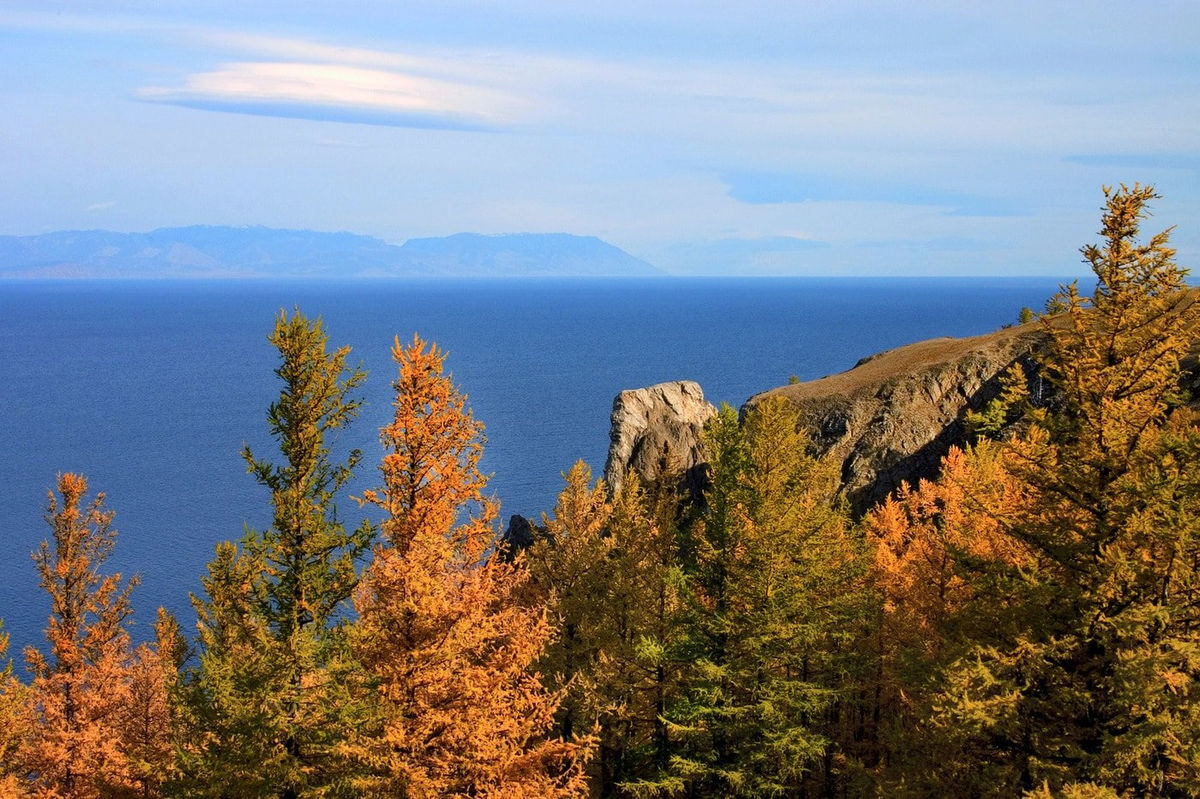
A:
[0, 226, 663, 278]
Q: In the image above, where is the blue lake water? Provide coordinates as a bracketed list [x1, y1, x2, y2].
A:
[0, 277, 1068, 658]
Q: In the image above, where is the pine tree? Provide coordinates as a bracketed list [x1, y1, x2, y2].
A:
[529, 465, 686, 796]
[349, 334, 590, 798]
[176, 310, 370, 797]
[929, 185, 1200, 795]
[21, 473, 139, 797]
[666, 397, 860, 797]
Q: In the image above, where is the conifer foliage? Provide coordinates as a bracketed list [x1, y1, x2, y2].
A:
[21, 474, 141, 796]
[0, 620, 28, 797]
[965, 185, 1200, 795]
[529, 464, 685, 795]
[177, 309, 370, 796]
[349, 334, 590, 797]
[884, 185, 1200, 797]
[0, 187, 1196, 798]
[665, 397, 861, 797]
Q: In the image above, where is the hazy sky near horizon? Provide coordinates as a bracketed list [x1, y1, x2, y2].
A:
[2, 2, 1198, 275]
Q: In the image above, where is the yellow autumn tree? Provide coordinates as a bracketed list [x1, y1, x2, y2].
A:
[528, 464, 686, 794]
[0, 620, 28, 798]
[912, 185, 1200, 795]
[21, 473, 139, 797]
[528, 461, 613, 744]
[348, 335, 591, 798]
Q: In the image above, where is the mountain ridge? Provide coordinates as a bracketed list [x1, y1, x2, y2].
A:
[0, 225, 663, 279]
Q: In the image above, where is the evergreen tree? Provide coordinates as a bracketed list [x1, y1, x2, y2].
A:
[665, 397, 860, 797]
[348, 334, 590, 798]
[177, 310, 370, 796]
[174, 543, 288, 796]
[929, 185, 1200, 795]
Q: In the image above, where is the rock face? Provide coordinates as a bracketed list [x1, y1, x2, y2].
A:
[747, 323, 1045, 513]
[501, 514, 537, 551]
[604, 380, 717, 496]
[605, 320, 1198, 517]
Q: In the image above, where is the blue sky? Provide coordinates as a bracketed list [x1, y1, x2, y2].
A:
[1, 2, 1197, 275]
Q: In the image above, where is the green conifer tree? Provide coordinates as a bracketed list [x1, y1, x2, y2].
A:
[529, 461, 613, 746]
[929, 185, 1200, 795]
[176, 310, 371, 797]
[665, 397, 859, 797]
[529, 464, 687, 796]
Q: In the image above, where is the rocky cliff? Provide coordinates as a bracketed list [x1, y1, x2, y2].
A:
[600, 330, 1044, 513]
[746, 323, 1044, 511]
[605, 317, 1199, 516]
[603, 380, 716, 498]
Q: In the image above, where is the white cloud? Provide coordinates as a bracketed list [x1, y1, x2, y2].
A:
[138, 60, 528, 128]
[86, 200, 116, 211]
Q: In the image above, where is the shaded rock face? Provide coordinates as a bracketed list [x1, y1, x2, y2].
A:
[501, 514, 537, 554]
[747, 324, 1046, 514]
[604, 380, 717, 497]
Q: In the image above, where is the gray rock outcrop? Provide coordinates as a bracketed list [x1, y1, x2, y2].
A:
[604, 319, 1198, 517]
[603, 380, 717, 496]
[501, 514, 537, 552]
[747, 323, 1045, 513]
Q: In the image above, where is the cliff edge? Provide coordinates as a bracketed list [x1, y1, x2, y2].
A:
[606, 315, 1199, 516]
[747, 323, 1044, 511]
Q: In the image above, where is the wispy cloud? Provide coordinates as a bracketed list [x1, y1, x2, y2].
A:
[138, 60, 529, 130]
[86, 200, 116, 211]
[0, 13, 534, 130]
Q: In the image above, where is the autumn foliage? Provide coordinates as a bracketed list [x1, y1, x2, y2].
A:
[13, 474, 173, 798]
[0, 187, 1196, 797]
[349, 335, 590, 797]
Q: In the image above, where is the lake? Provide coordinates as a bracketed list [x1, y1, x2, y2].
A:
[0, 277, 1069, 657]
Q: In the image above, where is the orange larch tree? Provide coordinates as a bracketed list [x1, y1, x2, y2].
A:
[117, 609, 184, 797]
[0, 619, 28, 797]
[868, 443, 1030, 663]
[21, 473, 139, 797]
[864, 442, 1031, 792]
[348, 335, 590, 798]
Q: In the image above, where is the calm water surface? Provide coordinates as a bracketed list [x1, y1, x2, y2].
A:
[0, 277, 1067, 656]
